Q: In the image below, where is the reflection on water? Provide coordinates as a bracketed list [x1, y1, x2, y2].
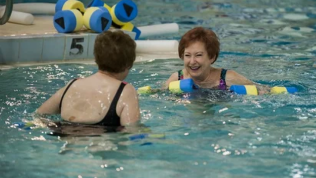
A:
[1, 0, 316, 177]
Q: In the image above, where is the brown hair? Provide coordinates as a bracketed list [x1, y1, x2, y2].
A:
[94, 30, 136, 73]
[178, 27, 220, 64]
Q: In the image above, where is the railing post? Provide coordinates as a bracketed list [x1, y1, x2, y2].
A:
[0, 0, 13, 25]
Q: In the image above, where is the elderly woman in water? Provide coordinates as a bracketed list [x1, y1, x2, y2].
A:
[37, 30, 140, 129]
[165, 27, 267, 93]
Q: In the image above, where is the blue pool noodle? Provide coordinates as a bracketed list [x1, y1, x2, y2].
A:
[180, 78, 199, 92]
[229, 85, 247, 94]
[285, 87, 298, 94]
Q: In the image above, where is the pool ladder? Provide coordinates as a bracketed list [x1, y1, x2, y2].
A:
[0, 0, 13, 25]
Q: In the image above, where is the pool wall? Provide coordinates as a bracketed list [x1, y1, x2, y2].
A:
[1, 33, 95, 64]
[0, 31, 138, 64]
[0, 0, 179, 66]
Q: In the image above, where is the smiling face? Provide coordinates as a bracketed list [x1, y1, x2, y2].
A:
[183, 41, 215, 80]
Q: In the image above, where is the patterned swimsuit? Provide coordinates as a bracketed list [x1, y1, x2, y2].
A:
[177, 69, 227, 90]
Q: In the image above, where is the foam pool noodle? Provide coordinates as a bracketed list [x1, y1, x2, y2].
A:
[169, 78, 199, 94]
[83, 7, 112, 33]
[229, 85, 258, 95]
[13, 121, 35, 130]
[129, 133, 165, 141]
[55, 0, 85, 14]
[137, 86, 152, 94]
[230, 85, 298, 95]
[270, 86, 298, 94]
[87, 0, 141, 39]
[54, 9, 84, 33]
[120, 22, 141, 40]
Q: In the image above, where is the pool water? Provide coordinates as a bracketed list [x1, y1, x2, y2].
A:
[2, 0, 316, 177]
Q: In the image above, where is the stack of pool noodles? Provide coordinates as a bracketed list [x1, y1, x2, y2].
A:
[137, 78, 298, 95]
[53, 0, 141, 39]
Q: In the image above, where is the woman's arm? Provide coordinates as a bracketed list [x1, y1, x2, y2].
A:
[36, 86, 65, 115]
[163, 72, 178, 89]
[119, 84, 141, 126]
[37, 79, 78, 114]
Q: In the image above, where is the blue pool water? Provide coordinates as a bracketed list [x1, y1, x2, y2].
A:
[1, 0, 316, 177]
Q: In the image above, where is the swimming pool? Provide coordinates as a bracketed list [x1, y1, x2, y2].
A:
[1, 0, 316, 177]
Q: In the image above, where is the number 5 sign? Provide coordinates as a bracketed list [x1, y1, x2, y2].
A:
[65, 34, 89, 60]
[70, 38, 84, 55]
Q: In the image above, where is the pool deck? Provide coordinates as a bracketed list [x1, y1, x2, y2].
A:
[0, 16, 56, 36]
[0, 15, 178, 69]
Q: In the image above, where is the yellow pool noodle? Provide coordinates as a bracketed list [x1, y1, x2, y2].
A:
[270, 86, 288, 94]
[168, 81, 182, 93]
[244, 85, 258, 95]
[137, 86, 152, 94]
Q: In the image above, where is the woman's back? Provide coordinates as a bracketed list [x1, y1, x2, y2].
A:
[60, 73, 126, 125]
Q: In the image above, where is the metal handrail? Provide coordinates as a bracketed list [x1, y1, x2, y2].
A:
[0, 0, 13, 25]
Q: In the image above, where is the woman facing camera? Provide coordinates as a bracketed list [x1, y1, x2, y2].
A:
[37, 30, 140, 127]
[165, 27, 262, 91]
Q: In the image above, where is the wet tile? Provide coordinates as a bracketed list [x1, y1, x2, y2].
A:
[42, 36, 66, 61]
[19, 37, 43, 62]
[0, 39, 19, 64]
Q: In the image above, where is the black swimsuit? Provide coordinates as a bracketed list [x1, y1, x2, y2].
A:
[59, 79, 126, 126]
